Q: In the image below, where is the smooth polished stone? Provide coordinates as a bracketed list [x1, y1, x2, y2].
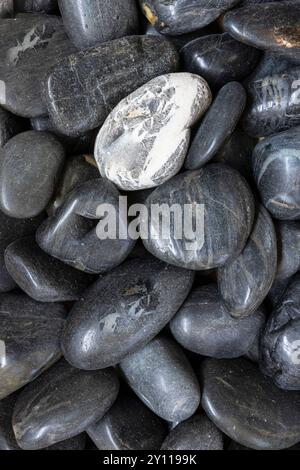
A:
[36, 178, 135, 274]
[139, 0, 240, 35]
[223, 2, 300, 61]
[0, 211, 44, 292]
[95, 73, 211, 190]
[59, 0, 139, 49]
[181, 33, 260, 90]
[62, 258, 194, 370]
[275, 221, 300, 280]
[13, 359, 119, 449]
[0, 131, 65, 219]
[260, 275, 300, 390]
[170, 284, 265, 358]
[87, 388, 167, 450]
[0, 106, 26, 147]
[218, 205, 277, 317]
[161, 414, 223, 450]
[142, 164, 255, 270]
[44, 35, 179, 137]
[185, 82, 246, 170]
[252, 126, 300, 220]
[267, 275, 291, 310]
[201, 357, 300, 450]
[120, 336, 200, 422]
[5, 237, 94, 302]
[0, 14, 75, 118]
[0, 0, 13, 17]
[14, 0, 58, 12]
[0, 292, 66, 400]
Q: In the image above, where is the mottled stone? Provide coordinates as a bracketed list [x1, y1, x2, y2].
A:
[12, 359, 119, 449]
[0, 292, 66, 400]
[142, 164, 255, 270]
[87, 388, 166, 450]
[0, 14, 76, 118]
[185, 82, 246, 170]
[0, 107, 26, 148]
[59, 0, 139, 49]
[36, 178, 135, 274]
[44, 35, 179, 136]
[161, 414, 223, 450]
[5, 237, 94, 302]
[139, 0, 240, 35]
[0, 0, 13, 17]
[201, 357, 300, 450]
[14, 0, 58, 12]
[180, 33, 260, 90]
[260, 275, 300, 390]
[275, 221, 300, 280]
[170, 284, 265, 358]
[120, 336, 200, 422]
[62, 258, 194, 370]
[0, 131, 65, 219]
[252, 126, 300, 220]
[96, 73, 211, 190]
[218, 205, 277, 318]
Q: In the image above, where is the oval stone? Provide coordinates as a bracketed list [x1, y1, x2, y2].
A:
[120, 336, 200, 422]
[0, 292, 66, 400]
[142, 163, 255, 270]
[62, 258, 194, 370]
[12, 359, 119, 449]
[95, 73, 212, 190]
[275, 221, 300, 280]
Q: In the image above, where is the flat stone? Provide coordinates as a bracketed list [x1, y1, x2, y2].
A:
[43, 35, 179, 136]
[260, 275, 300, 390]
[95, 73, 211, 190]
[185, 82, 246, 170]
[12, 359, 119, 449]
[218, 205, 277, 317]
[161, 414, 223, 450]
[170, 284, 265, 358]
[139, 0, 240, 35]
[120, 336, 200, 422]
[62, 258, 194, 369]
[223, 2, 300, 61]
[252, 126, 300, 220]
[0, 1, 13, 19]
[5, 237, 94, 302]
[275, 221, 300, 279]
[0, 292, 66, 400]
[36, 178, 135, 274]
[58, 0, 139, 49]
[87, 388, 167, 450]
[180, 33, 260, 90]
[0, 131, 65, 219]
[142, 163, 255, 270]
[0, 14, 76, 118]
[0, 106, 26, 148]
[14, 0, 58, 12]
[201, 357, 300, 450]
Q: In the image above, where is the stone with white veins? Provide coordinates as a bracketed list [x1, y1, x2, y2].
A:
[95, 73, 211, 191]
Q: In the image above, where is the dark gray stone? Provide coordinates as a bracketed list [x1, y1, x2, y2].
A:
[275, 220, 300, 280]
[0, 106, 26, 148]
[0, 1, 13, 17]
[14, 0, 58, 12]
[267, 275, 291, 310]
[62, 258, 194, 369]
[120, 336, 200, 422]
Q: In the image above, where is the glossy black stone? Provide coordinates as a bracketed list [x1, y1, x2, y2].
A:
[5, 237, 94, 303]
[0, 14, 76, 118]
[0, 292, 66, 400]
[181, 33, 260, 90]
[87, 388, 167, 450]
[142, 164, 255, 270]
[120, 336, 200, 423]
[36, 178, 135, 274]
[62, 258, 194, 370]
[170, 284, 265, 358]
[14, 0, 58, 12]
[218, 205, 277, 318]
[44, 35, 178, 136]
[260, 275, 300, 390]
[185, 82, 246, 170]
[161, 414, 223, 450]
[12, 359, 119, 450]
[59, 0, 139, 49]
[201, 357, 300, 450]
[0, 106, 26, 148]
[0, 1, 13, 17]
[252, 126, 300, 220]
[0, 131, 65, 219]
[275, 221, 300, 280]
[139, 0, 240, 35]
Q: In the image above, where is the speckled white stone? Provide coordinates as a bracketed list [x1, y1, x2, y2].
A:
[94, 73, 212, 191]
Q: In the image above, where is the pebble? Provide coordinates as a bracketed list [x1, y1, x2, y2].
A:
[275, 221, 300, 280]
